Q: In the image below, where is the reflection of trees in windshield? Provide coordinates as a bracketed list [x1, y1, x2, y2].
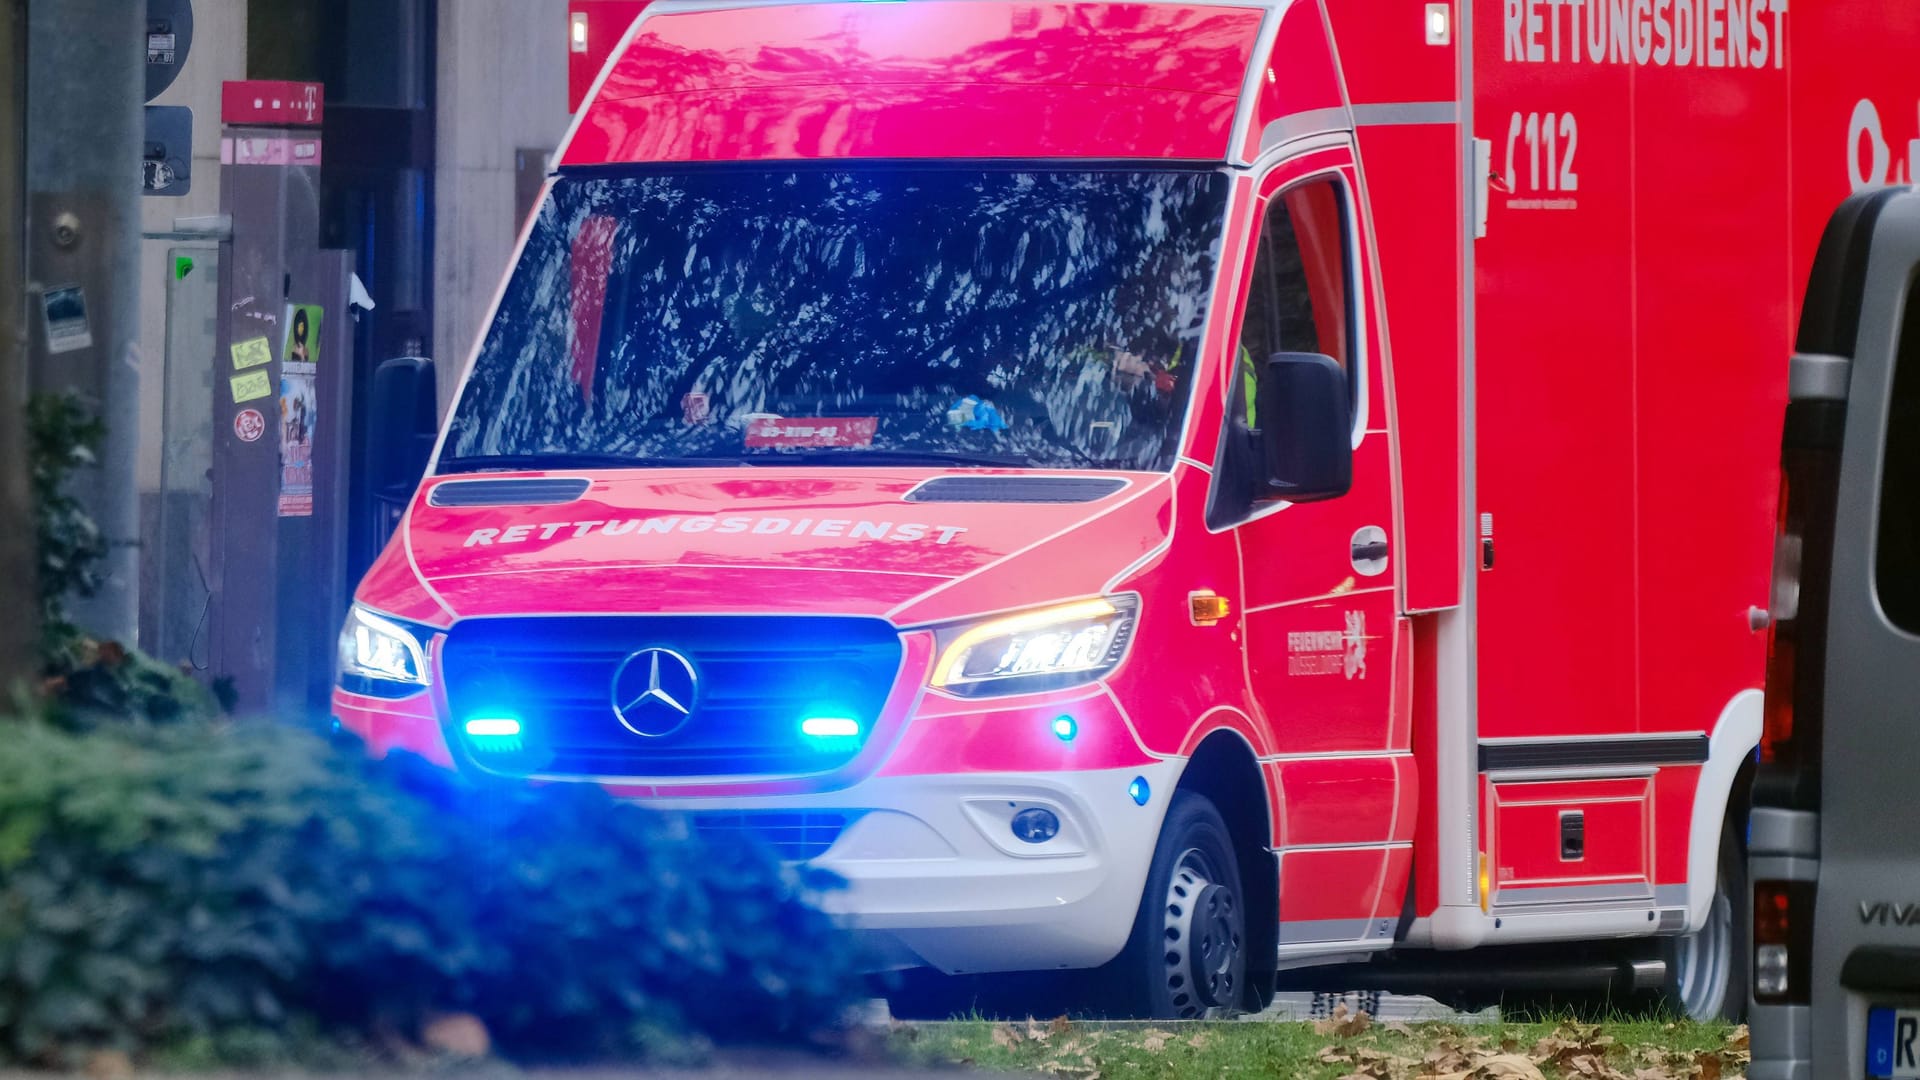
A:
[444, 167, 1229, 472]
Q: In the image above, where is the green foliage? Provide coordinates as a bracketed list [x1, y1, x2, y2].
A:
[13, 396, 861, 1068]
[37, 637, 222, 731]
[25, 390, 222, 728]
[26, 393, 108, 650]
[0, 718, 863, 1067]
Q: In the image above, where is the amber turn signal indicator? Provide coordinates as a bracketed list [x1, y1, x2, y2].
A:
[1189, 591, 1231, 626]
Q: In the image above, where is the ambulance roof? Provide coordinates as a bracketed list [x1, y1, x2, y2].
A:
[560, 0, 1271, 166]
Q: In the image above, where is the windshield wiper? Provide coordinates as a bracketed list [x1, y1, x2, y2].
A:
[748, 449, 1038, 469]
[436, 452, 756, 474]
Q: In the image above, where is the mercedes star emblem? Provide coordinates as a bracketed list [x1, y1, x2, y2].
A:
[610, 648, 699, 737]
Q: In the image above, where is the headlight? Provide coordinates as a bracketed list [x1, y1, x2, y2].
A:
[337, 605, 432, 692]
[929, 596, 1138, 697]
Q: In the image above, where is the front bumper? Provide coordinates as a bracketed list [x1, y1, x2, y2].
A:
[651, 762, 1177, 974]
[334, 678, 1177, 975]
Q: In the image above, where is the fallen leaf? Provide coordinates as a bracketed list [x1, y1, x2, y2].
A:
[83, 1051, 133, 1080]
[992, 1024, 1025, 1049]
[421, 1011, 491, 1059]
[1694, 1051, 1724, 1080]
[1534, 1036, 1575, 1062]
[1474, 1053, 1549, 1079]
[1566, 1052, 1630, 1080]
[1051, 1014, 1074, 1037]
[1425, 1038, 1480, 1074]
[1314, 1001, 1376, 1037]
[1340, 1044, 1419, 1080]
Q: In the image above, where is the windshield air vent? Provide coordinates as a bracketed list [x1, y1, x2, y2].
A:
[904, 477, 1128, 504]
[428, 477, 592, 507]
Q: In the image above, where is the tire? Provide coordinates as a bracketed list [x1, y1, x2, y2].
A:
[1662, 819, 1749, 1021]
[1105, 790, 1250, 1018]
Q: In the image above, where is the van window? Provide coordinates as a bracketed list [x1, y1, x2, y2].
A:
[1233, 177, 1353, 403]
[1875, 275, 1920, 632]
[441, 167, 1231, 474]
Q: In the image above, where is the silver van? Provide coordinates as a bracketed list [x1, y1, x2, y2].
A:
[1749, 185, 1920, 1079]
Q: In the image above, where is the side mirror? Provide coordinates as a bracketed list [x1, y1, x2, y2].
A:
[369, 357, 439, 502]
[1254, 352, 1352, 502]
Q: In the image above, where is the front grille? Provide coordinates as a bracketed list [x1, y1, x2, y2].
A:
[691, 810, 861, 861]
[441, 616, 902, 779]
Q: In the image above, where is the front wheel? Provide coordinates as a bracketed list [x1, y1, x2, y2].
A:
[1661, 821, 1749, 1020]
[1105, 791, 1249, 1018]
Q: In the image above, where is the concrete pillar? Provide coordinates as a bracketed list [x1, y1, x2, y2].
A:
[0, 0, 36, 682]
[434, 0, 570, 416]
[25, 0, 146, 643]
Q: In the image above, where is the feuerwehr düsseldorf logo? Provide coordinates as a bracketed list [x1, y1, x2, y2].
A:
[610, 648, 699, 737]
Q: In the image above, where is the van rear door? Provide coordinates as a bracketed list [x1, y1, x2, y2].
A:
[1750, 186, 1920, 1080]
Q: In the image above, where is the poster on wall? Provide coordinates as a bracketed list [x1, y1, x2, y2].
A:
[276, 303, 322, 517]
[277, 371, 316, 516]
[283, 303, 322, 367]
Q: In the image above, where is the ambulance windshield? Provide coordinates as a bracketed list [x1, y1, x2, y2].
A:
[441, 166, 1230, 474]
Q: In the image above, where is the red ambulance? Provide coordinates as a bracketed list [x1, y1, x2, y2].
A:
[336, 0, 1920, 1020]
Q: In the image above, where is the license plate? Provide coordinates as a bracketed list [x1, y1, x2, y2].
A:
[1868, 1008, 1920, 1078]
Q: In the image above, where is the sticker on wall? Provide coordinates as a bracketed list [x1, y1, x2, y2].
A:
[230, 335, 272, 370]
[233, 408, 265, 444]
[229, 369, 272, 403]
[277, 371, 316, 517]
[282, 303, 322, 368]
[41, 285, 92, 354]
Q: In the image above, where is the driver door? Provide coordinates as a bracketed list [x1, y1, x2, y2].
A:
[1223, 144, 1411, 952]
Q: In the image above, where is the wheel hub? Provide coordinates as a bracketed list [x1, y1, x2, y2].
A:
[1161, 850, 1244, 1017]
